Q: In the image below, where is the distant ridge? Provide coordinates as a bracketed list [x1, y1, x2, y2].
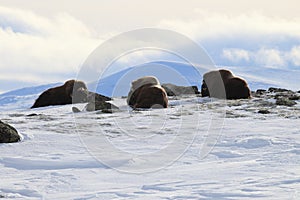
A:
[0, 61, 299, 110]
[0, 83, 62, 97]
[0, 83, 62, 110]
[89, 61, 205, 97]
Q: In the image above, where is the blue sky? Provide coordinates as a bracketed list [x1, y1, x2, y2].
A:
[0, 0, 300, 93]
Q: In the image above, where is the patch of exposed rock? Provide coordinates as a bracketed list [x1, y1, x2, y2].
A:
[276, 97, 297, 107]
[85, 101, 119, 112]
[258, 109, 271, 114]
[0, 120, 21, 143]
[162, 83, 200, 96]
[254, 87, 299, 107]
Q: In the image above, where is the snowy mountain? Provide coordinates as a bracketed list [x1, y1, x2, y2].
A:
[0, 62, 299, 111]
[0, 83, 62, 111]
[89, 61, 204, 97]
[91, 61, 300, 97]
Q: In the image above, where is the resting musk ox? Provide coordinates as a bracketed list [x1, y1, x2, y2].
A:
[31, 80, 89, 108]
[201, 69, 251, 99]
[127, 76, 168, 109]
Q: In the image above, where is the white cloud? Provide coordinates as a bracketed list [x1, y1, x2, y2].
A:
[157, 10, 300, 69]
[1, 5, 300, 92]
[288, 46, 300, 66]
[255, 48, 286, 68]
[0, 6, 104, 85]
[158, 10, 300, 40]
[222, 48, 250, 63]
[221, 47, 300, 68]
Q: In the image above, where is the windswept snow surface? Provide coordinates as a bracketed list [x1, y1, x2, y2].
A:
[0, 95, 300, 199]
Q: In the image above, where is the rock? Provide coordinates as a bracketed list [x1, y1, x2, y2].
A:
[289, 95, 300, 101]
[201, 69, 251, 99]
[268, 87, 291, 93]
[257, 100, 275, 107]
[100, 109, 114, 114]
[0, 120, 21, 143]
[256, 89, 267, 95]
[273, 91, 299, 101]
[26, 113, 39, 117]
[72, 107, 81, 113]
[127, 76, 168, 109]
[276, 97, 297, 107]
[254, 89, 267, 97]
[161, 83, 200, 96]
[251, 91, 256, 96]
[253, 89, 267, 98]
[258, 109, 270, 114]
[85, 101, 118, 112]
[87, 91, 111, 102]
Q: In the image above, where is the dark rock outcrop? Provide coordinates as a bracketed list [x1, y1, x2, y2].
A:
[161, 83, 200, 96]
[289, 95, 300, 100]
[0, 120, 20, 143]
[127, 76, 168, 109]
[72, 107, 81, 113]
[258, 109, 271, 114]
[26, 113, 39, 117]
[86, 91, 111, 102]
[252, 87, 298, 107]
[72, 90, 118, 113]
[253, 89, 267, 98]
[268, 87, 292, 93]
[201, 69, 251, 99]
[256, 89, 267, 95]
[85, 101, 119, 112]
[276, 97, 297, 107]
[267, 88, 299, 106]
[274, 92, 299, 101]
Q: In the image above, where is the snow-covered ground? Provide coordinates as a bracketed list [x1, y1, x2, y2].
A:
[0, 94, 299, 199]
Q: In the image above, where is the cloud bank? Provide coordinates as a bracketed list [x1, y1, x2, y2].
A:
[0, 6, 103, 91]
[1, 6, 300, 92]
[159, 11, 300, 68]
[221, 47, 300, 69]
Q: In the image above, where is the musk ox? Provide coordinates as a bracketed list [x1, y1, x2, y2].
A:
[201, 69, 251, 99]
[127, 76, 168, 109]
[31, 80, 89, 108]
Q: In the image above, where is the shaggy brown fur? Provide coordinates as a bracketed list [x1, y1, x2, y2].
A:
[201, 69, 250, 99]
[127, 76, 168, 109]
[31, 80, 88, 108]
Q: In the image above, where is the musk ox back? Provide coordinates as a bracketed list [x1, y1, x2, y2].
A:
[31, 80, 88, 108]
[127, 76, 168, 109]
[201, 69, 250, 99]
